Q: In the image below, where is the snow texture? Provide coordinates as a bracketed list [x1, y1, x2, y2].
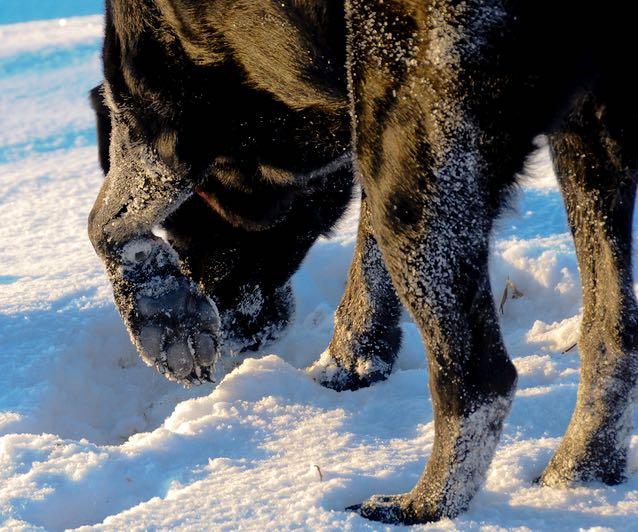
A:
[1, 8, 638, 531]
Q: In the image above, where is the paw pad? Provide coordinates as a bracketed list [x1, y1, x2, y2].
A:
[130, 279, 221, 385]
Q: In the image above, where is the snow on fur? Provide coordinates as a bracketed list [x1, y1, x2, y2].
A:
[1, 10, 638, 531]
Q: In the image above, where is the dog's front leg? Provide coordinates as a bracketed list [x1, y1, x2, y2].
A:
[344, 0, 524, 523]
[88, 112, 220, 385]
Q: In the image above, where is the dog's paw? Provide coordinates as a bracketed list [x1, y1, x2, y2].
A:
[307, 349, 392, 391]
[348, 494, 414, 525]
[221, 282, 295, 354]
[133, 277, 221, 385]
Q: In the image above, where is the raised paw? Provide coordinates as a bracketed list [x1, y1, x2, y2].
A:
[132, 277, 221, 385]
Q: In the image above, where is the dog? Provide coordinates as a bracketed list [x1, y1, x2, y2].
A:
[89, 0, 638, 524]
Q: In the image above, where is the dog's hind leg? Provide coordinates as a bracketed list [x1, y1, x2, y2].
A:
[540, 88, 638, 486]
[309, 192, 402, 391]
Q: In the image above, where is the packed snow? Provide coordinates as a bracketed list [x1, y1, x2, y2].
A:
[1, 8, 638, 531]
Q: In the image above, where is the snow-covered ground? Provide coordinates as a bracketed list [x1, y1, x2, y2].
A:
[1, 9, 638, 531]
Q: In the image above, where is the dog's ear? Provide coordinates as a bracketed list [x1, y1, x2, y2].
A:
[89, 84, 112, 176]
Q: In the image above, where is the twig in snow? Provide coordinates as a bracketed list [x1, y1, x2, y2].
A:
[499, 277, 524, 315]
[499, 280, 509, 315]
[561, 342, 578, 354]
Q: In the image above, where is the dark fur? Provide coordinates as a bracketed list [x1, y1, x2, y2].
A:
[89, 0, 638, 524]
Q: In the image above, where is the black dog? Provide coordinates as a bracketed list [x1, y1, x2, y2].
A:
[89, 0, 638, 524]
